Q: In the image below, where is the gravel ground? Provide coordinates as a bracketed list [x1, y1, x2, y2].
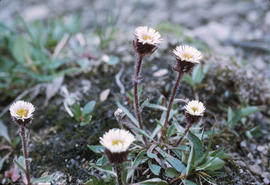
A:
[0, 0, 269, 184]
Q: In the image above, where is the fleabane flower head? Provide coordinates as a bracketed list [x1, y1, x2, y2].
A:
[100, 128, 135, 153]
[173, 45, 203, 73]
[134, 26, 162, 56]
[173, 45, 202, 64]
[100, 128, 135, 164]
[9, 101, 35, 125]
[135, 26, 162, 46]
[185, 100, 205, 124]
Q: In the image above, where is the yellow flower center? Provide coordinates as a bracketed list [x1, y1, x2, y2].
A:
[191, 107, 198, 113]
[16, 108, 28, 118]
[142, 34, 152, 40]
[112, 139, 124, 146]
[183, 53, 193, 59]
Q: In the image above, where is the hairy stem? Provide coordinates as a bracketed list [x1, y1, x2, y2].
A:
[162, 71, 184, 137]
[115, 164, 123, 185]
[134, 54, 147, 144]
[20, 126, 31, 185]
[175, 123, 192, 146]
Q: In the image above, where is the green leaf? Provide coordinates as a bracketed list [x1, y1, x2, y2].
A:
[133, 150, 146, 167]
[96, 155, 108, 166]
[89, 163, 116, 177]
[143, 102, 167, 111]
[71, 102, 81, 121]
[148, 160, 161, 176]
[138, 178, 168, 185]
[18, 16, 36, 43]
[82, 101, 96, 116]
[203, 158, 225, 171]
[65, 14, 81, 34]
[32, 175, 52, 183]
[241, 106, 259, 117]
[167, 125, 175, 138]
[227, 108, 241, 129]
[186, 145, 195, 176]
[14, 156, 26, 173]
[106, 55, 119, 66]
[85, 176, 106, 185]
[227, 107, 233, 122]
[0, 154, 9, 171]
[80, 115, 92, 126]
[182, 74, 194, 87]
[135, 127, 152, 140]
[11, 36, 31, 64]
[147, 145, 157, 159]
[87, 145, 104, 153]
[245, 126, 262, 139]
[192, 64, 204, 84]
[127, 150, 146, 182]
[196, 129, 214, 166]
[165, 168, 178, 178]
[187, 132, 203, 162]
[156, 147, 186, 173]
[116, 101, 139, 127]
[0, 120, 11, 143]
[151, 109, 178, 140]
[182, 179, 197, 185]
[196, 149, 226, 171]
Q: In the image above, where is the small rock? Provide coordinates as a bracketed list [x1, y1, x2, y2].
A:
[101, 55, 110, 62]
[240, 140, 247, 148]
[248, 164, 262, 176]
[114, 108, 125, 121]
[23, 5, 49, 22]
[250, 143, 257, 151]
[153, 69, 168, 77]
[257, 145, 268, 155]
[255, 158, 262, 165]
[100, 89, 110, 102]
[264, 12, 270, 28]
[262, 172, 270, 179]
[264, 178, 270, 185]
[247, 153, 254, 160]
[237, 160, 246, 167]
[191, 22, 230, 48]
[50, 171, 67, 185]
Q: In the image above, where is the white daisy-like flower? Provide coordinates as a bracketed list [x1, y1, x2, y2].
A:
[100, 128, 135, 153]
[185, 100, 205, 116]
[173, 45, 203, 63]
[135, 26, 162, 45]
[9, 100, 35, 121]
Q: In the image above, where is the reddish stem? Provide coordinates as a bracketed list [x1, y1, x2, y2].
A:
[134, 54, 147, 145]
[162, 71, 184, 137]
[20, 126, 31, 185]
[175, 123, 192, 146]
[115, 164, 123, 185]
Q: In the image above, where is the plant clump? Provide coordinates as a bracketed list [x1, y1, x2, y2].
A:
[204, 56, 269, 105]
[87, 26, 228, 185]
